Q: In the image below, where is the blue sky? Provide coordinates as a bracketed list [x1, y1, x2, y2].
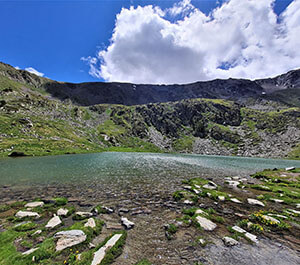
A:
[0, 0, 296, 83]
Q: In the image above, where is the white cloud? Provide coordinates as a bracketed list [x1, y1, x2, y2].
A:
[25, 67, 44, 77]
[14, 66, 20, 70]
[84, 0, 300, 84]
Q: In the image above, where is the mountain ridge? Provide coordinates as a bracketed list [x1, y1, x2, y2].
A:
[1, 62, 300, 107]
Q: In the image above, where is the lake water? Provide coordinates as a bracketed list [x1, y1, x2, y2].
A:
[0, 152, 299, 186]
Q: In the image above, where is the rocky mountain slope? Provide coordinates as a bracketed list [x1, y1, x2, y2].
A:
[0, 62, 299, 158]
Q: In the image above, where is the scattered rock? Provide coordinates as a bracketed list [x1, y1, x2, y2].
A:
[84, 218, 96, 228]
[195, 216, 217, 231]
[32, 230, 42, 236]
[74, 211, 93, 218]
[232, 225, 246, 233]
[245, 232, 258, 243]
[230, 198, 242, 204]
[271, 198, 284, 203]
[14, 221, 31, 228]
[25, 202, 44, 208]
[287, 209, 300, 215]
[15, 210, 40, 219]
[203, 181, 217, 190]
[22, 247, 39, 255]
[118, 208, 129, 214]
[247, 198, 265, 207]
[195, 209, 206, 215]
[91, 234, 123, 265]
[57, 208, 69, 217]
[121, 217, 134, 229]
[296, 204, 300, 209]
[223, 236, 239, 247]
[54, 230, 87, 251]
[46, 216, 62, 229]
[262, 215, 280, 224]
[268, 214, 288, 219]
[226, 181, 240, 188]
[106, 223, 123, 230]
[183, 200, 193, 205]
[218, 196, 225, 201]
[285, 167, 295, 171]
[183, 185, 192, 190]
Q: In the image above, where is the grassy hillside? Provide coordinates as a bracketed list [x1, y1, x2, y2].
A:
[0, 64, 299, 159]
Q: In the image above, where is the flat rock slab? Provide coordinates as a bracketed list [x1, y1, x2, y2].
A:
[223, 236, 239, 247]
[196, 216, 217, 231]
[84, 218, 96, 228]
[15, 210, 40, 219]
[25, 202, 44, 208]
[54, 230, 87, 251]
[57, 208, 69, 217]
[91, 234, 123, 265]
[247, 198, 265, 207]
[46, 216, 62, 229]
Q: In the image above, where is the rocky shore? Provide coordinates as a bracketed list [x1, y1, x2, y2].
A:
[0, 168, 300, 264]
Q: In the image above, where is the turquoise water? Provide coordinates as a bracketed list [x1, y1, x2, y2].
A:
[0, 152, 299, 186]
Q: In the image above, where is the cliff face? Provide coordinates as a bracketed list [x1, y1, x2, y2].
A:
[0, 62, 299, 159]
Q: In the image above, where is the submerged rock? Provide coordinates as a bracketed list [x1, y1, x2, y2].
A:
[91, 234, 123, 265]
[196, 216, 217, 231]
[54, 230, 87, 251]
[25, 202, 44, 208]
[15, 210, 40, 219]
[223, 236, 239, 247]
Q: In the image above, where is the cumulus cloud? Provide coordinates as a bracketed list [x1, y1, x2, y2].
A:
[83, 0, 300, 84]
[25, 67, 44, 77]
